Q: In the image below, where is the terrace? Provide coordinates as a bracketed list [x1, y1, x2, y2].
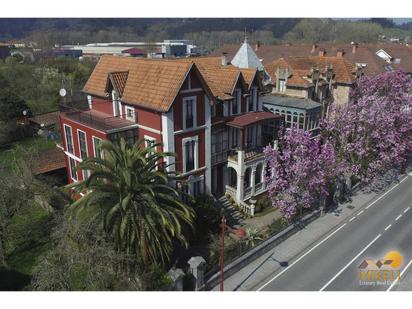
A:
[59, 104, 138, 133]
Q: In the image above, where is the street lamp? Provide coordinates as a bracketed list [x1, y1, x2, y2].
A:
[220, 216, 246, 291]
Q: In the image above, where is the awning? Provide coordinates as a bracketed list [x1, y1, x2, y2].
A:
[226, 111, 282, 129]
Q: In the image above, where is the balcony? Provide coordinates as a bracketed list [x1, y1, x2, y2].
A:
[227, 146, 265, 164]
[60, 104, 138, 133]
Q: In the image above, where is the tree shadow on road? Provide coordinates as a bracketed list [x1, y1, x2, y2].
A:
[233, 254, 289, 291]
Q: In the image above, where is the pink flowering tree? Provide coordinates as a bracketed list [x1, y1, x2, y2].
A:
[323, 71, 412, 185]
[264, 128, 340, 221]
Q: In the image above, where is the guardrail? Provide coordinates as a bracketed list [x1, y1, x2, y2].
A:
[204, 208, 321, 290]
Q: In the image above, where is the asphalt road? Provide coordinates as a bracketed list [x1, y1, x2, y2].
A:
[257, 174, 412, 291]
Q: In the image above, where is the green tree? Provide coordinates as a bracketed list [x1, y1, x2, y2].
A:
[68, 138, 195, 272]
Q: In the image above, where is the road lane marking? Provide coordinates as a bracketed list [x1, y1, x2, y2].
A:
[404, 207, 410, 213]
[349, 217, 356, 222]
[384, 224, 392, 231]
[387, 259, 412, 291]
[257, 223, 347, 291]
[359, 176, 408, 211]
[395, 214, 402, 221]
[319, 234, 382, 291]
[257, 175, 408, 291]
[357, 210, 364, 216]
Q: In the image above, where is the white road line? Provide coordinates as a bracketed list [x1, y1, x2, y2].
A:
[387, 259, 412, 291]
[404, 207, 410, 213]
[384, 224, 392, 231]
[257, 175, 408, 291]
[358, 176, 408, 211]
[358, 210, 364, 216]
[257, 223, 347, 291]
[319, 234, 382, 291]
[395, 214, 403, 221]
[349, 217, 356, 222]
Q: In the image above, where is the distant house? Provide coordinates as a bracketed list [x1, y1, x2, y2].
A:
[121, 47, 146, 58]
[265, 55, 359, 107]
[212, 42, 412, 76]
[263, 95, 322, 136]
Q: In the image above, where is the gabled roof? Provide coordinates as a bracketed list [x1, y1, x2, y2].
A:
[230, 39, 265, 71]
[178, 56, 259, 100]
[212, 43, 412, 76]
[84, 55, 212, 112]
[266, 56, 357, 87]
[108, 71, 129, 96]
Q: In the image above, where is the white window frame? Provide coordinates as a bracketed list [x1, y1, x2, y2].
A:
[77, 129, 89, 180]
[68, 157, 77, 181]
[182, 96, 197, 130]
[64, 124, 74, 154]
[112, 90, 121, 117]
[92, 136, 103, 159]
[77, 129, 88, 159]
[182, 135, 199, 173]
[144, 135, 157, 151]
[125, 105, 135, 122]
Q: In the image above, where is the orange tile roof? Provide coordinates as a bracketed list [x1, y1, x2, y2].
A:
[84, 55, 197, 112]
[31, 147, 66, 175]
[180, 56, 258, 98]
[266, 56, 357, 87]
[212, 43, 412, 76]
[108, 71, 129, 96]
[84, 55, 260, 110]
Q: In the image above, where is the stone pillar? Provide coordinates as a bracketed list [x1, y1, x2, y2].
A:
[251, 167, 256, 196]
[236, 173, 244, 203]
[168, 268, 185, 291]
[236, 150, 245, 203]
[188, 256, 206, 291]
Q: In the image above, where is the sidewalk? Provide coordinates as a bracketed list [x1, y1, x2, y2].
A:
[211, 174, 407, 291]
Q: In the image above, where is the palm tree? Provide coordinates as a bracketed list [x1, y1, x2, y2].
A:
[68, 138, 194, 271]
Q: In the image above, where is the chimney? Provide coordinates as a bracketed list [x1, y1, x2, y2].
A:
[351, 42, 358, 54]
[311, 44, 317, 53]
[255, 41, 261, 51]
[337, 49, 344, 57]
[221, 52, 227, 66]
[318, 49, 326, 57]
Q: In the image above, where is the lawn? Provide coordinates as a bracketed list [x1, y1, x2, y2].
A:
[0, 137, 56, 168]
[5, 201, 54, 276]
